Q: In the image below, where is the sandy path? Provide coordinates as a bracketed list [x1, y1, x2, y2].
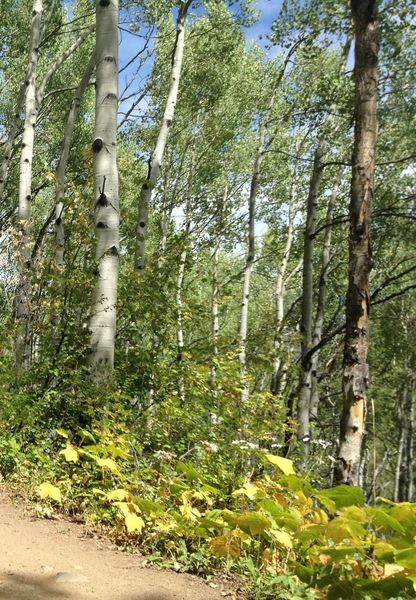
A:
[0, 487, 230, 600]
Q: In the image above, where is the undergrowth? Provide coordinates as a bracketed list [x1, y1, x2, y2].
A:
[0, 423, 415, 600]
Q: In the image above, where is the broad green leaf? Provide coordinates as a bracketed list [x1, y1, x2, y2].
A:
[265, 454, 295, 475]
[133, 497, 165, 515]
[125, 512, 144, 533]
[366, 507, 405, 535]
[175, 461, 200, 482]
[236, 512, 271, 535]
[315, 485, 364, 511]
[107, 444, 129, 460]
[325, 517, 366, 543]
[38, 482, 62, 502]
[259, 498, 285, 516]
[78, 429, 96, 443]
[395, 547, 416, 570]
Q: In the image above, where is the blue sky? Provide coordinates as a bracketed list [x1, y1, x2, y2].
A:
[117, 0, 283, 121]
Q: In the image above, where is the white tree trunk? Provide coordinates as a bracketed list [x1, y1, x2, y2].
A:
[238, 124, 266, 403]
[55, 53, 96, 267]
[309, 168, 343, 421]
[15, 0, 43, 370]
[134, 1, 191, 271]
[298, 38, 351, 463]
[271, 169, 298, 396]
[407, 380, 415, 501]
[88, 0, 119, 378]
[0, 83, 26, 205]
[211, 185, 227, 396]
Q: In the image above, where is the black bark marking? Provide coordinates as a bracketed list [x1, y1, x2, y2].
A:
[92, 138, 104, 153]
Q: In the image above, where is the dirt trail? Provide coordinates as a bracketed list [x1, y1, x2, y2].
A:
[0, 487, 230, 600]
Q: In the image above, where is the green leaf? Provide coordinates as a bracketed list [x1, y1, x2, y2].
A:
[325, 516, 366, 543]
[78, 429, 96, 443]
[315, 485, 364, 512]
[395, 547, 416, 570]
[175, 461, 200, 482]
[366, 507, 405, 535]
[133, 497, 165, 515]
[259, 498, 285, 516]
[236, 512, 271, 535]
[37, 482, 62, 503]
[265, 454, 295, 475]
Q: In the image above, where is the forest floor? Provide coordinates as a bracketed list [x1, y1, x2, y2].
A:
[0, 486, 234, 600]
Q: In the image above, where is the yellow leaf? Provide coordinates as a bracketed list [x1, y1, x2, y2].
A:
[265, 454, 295, 475]
[384, 563, 404, 577]
[209, 536, 241, 558]
[125, 513, 144, 533]
[107, 489, 128, 501]
[113, 501, 130, 517]
[96, 457, 119, 473]
[38, 482, 62, 502]
[60, 443, 78, 463]
[232, 482, 259, 500]
[270, 529, 293, 549]
[55, 428, 69, 439]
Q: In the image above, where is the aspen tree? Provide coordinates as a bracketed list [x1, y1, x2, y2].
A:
[271, 154, 300, 397]
[211, 185, 227, 396]
[55, 53, 96, 268]
[88, 0, 119, 377]
[298, 38, 351, 463]
[15, 0, 43, 370]
[309, 168, 343, 422]
[334, 0, 379, 486]
[134, 0, 191, 272]
[238, 122, 266, 403]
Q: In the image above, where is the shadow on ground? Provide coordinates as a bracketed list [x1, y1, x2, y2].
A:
[0, 573, 71, 599]
[0, 572, 185, 600]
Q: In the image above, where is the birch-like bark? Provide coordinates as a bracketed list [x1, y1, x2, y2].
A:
[134, 1, 191, 272]
[238, 123, 266, 403]
[297, 140, 326, 460]
[407, 380, 415, 501]
[271, 175, 297, 396]
[0, 82, 26, 205]
[334, 0, 379, 486]
[298, 38, 351, 461]
[15, 0, 43, 370]
[176, 202, 191, 404]
[88, 0, 119, 378]
[211, 185, 227, 396]
[55, 53, 96, 267]
[394, 388, 406, 502]
[309, 168, 343, 421]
